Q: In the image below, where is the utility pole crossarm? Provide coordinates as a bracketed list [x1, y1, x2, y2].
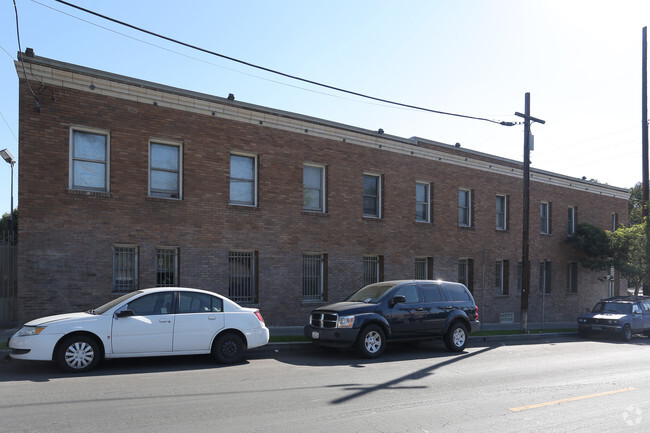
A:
[514, 112, 546, 125]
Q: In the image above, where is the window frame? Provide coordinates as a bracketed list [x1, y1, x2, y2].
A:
[415, 182, 431, 223]
[303, 163, 326, 213]
[540, 202, 550, 234]
[415, 257, 433, 280]
[69, 126, 110, 192]
[228, 250, 258, 304]
[229, 153, 258, 207]
[155, 247, 179, 287]
[363, 173, 382, 218]
[540, 260, 552, 294]
[149, 139, 182, 199]
[458, 258, 474, 292]
[567, 206, 576, 236]
[567, 262, 578, 294]
[496, 194, 508, 231]
[495, 260, 509, 296]
[113, 245, 138, 293]
[459, 189, 472, 227]
[303, 253, 327, 301]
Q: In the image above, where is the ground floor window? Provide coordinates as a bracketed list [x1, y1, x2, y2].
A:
[303, 254, 326, 301]
[229, 251, 258, 304]
[113, 246, 138, 292]
[156, 247, 178, 287]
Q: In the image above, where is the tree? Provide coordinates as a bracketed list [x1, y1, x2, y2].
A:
[629, 182, 643, 226]
[565, 222, 613, 274]
[0, 208, 17, 242]
[609, 223, 648, 295]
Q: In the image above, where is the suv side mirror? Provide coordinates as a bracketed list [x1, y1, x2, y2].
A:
[391, 295, 407, 306]
[115, 309, 135, 318]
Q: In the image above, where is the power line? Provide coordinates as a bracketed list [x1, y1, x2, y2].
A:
[52, 0, 516, 127]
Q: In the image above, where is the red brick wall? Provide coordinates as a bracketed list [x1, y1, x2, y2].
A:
[17, 77, 629, 326]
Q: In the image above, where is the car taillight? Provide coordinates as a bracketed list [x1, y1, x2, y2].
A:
[474, 306, 479, 321]
[254, 310, 265, 323]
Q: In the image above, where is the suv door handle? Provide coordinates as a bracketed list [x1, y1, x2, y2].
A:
[415, 308, 424, 311]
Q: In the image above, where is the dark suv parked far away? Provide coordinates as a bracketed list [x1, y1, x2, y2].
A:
[304, 280, 480, 358]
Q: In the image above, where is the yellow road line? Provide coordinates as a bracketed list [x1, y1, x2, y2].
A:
[509, 387, 637, 412]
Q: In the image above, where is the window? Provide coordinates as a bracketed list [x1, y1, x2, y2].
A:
[125, 292, 173, 316]
[612, 213, 619, 230]
[540, 202, 551, 234]
[416, 182, 430, 222]
[517, 261, 523, 294]
[421, 283, 444, 302]
[149, 141, 181, 198]
[496, 260, 509, 296]
[394, 284, 420, 303]
[363, 174, 381, 218]
[539, 260, 552, 294]
[567, 206, 576, 236]
[229, 251, 258, 304]
[230, 154, 257, 206]
[458, 258, 474, 292]
[156, 248, 178, 287]
[415, 257, 433, 280]
[303, 254, 326, 300]
[459, 189, 472, 227]
[70, 127, 109, 192]
[496, 195, 507, 230]
[178, 292, 223, 313]
[303, 164, 325, 212]
[362, 256, 384, 285]
[113, 246, 138, 293]
[567, 262, 578, 294]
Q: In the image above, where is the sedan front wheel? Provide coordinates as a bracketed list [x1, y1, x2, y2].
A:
[56, 335, 101, 372]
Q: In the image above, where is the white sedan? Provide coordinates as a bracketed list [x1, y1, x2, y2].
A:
[8, 287, 270, 372]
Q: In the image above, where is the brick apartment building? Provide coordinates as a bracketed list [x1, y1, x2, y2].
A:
[14, 51, 629, 326]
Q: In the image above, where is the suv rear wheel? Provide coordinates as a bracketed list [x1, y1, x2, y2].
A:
[355, 325, 385, 358]
[444, 322, 468, 352]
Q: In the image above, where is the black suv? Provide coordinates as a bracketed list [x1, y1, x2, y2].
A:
[304, 280, 480, 358]
[577, 296, 650, 341]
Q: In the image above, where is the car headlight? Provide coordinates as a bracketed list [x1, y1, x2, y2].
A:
[577, 319, 586, 324]
[18, 326, 46, 336]
[337, 316, 355, 328]
[608, 320, 619, 326]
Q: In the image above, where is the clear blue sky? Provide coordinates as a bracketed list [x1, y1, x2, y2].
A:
[1, 0, 649, 216]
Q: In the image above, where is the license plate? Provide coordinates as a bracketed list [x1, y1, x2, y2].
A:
[312, 331, 320, 339]
[591, 326, 602, 331]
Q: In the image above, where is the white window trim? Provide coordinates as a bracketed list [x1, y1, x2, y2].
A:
[416, 181, 431, 223]
[149, 138, 183, 199]
[459, 189, 472, 227]
[230, 152, 258, 207]
[69, 125, 110, 192]
[303, 163, 326, 213]
[496, 194, 507, 231]
[363, 173, 382, 218]
[541, 202, 550, 234]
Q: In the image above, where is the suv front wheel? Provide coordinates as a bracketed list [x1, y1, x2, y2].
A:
[444, 322, 468, 352]
[356, 325, 386, 358]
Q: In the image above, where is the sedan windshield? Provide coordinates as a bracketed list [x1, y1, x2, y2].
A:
[91, 291, 143, 315]
[345, 283, 396, 303]
[592, 302, 633, 315]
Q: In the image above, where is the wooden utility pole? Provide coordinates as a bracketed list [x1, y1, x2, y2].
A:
[642, 27, 649, 294]
[515, 93, 545, 333]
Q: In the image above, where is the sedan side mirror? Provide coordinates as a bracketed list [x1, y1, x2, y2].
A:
[391, 295, 407, 307]
[115, 309, 135, 318]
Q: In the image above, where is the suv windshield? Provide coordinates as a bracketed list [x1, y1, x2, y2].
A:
[345, 283, 396, 303]
[592, 302, 633, 315]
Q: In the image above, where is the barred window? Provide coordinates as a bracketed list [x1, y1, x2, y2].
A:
[458, 258, 474, 292]
[229, 251, 257, 304]
[303, 254, 325, 300]
[156, 248, 178, 287]
[416, 257, 434, 280]
[567, 262, 578, 294]
[540, 260, 552, 294]
[113, 246, 138, 293]
[363, 256, 380, 286]
[496, 260, 509, 296]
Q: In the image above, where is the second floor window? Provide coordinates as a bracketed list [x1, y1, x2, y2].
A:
[459, 189, 472, 227]
[496, 195, 507, 230]
[416, 182, 430, 222]
[540, 202, 550, 234]
[70, 128, 109, 192]
[303, 164, 325, 212]
[363, 174, 381, 218]
[567, 206, 576, 236]
[150, 141, 181, 198]
[230, 154, 257, 206]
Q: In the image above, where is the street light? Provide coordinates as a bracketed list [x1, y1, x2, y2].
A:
[0, 148, 16, 242]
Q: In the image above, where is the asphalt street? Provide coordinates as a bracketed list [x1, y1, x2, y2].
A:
[1, 335, 649, 433]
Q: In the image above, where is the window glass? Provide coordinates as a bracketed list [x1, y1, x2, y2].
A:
[394, 284, 420, 303]
[150, 143, 180, 197]
[416, 183, 429, 222]
[445, 283, 471, 301]
[230, 155, 256, 205]
[127, 292, 174, 316]
[421, 283, 445, 302]
[178, 292, 222, 313]
[363, 175, 380, 217]
[459, 190, 471, 226]
[71, 130, 108, 191]
[303, 165, 324, 211]
[496, 195, 506, 230]
[73, 130, 106, 160]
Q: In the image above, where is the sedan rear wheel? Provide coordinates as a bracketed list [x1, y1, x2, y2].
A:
[56, 335, 101, 372]
[212, 332, 246, 364]
[355, 325, 385, 358]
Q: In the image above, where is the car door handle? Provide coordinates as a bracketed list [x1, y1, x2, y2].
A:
[159, 319, 171, 323]
[208, 316, 217, 320]
[415, 308, 424, 312]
